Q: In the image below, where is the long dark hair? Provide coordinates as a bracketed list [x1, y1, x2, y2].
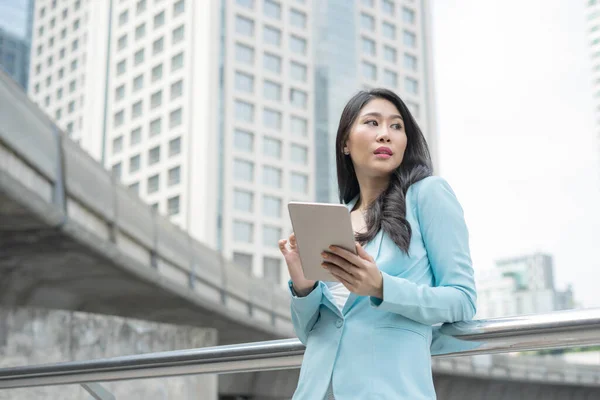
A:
[335, 88, 433, 254]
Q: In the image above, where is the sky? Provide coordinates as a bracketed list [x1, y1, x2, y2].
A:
[431, 0, 600, 308]
[0, 0, 29, 38]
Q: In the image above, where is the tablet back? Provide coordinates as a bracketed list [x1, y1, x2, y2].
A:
[288, 202, 357, 282]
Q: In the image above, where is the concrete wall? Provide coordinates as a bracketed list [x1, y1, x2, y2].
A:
[0, 307, 218, 400]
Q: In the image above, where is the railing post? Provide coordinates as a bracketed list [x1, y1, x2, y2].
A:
[81, 382, 115, 400]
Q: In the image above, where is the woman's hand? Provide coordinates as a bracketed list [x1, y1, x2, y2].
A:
[279, 233, 316, 297]
[322, 242, 383, 298]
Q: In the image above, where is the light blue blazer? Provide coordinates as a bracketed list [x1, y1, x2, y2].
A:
[288, 176, 477, 400]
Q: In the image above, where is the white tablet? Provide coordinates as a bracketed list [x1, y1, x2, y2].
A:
[288, 201, 357, 282]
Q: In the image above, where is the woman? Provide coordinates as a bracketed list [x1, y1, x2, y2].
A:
[278, 88, 477, 399]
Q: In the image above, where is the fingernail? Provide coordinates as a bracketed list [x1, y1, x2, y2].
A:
[321, 252, 328, 258]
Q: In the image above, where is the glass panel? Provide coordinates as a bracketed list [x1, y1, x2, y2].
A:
[234, 129, 254, 152]
[234, 189, 254, 212]
[234, 159, 254, 182]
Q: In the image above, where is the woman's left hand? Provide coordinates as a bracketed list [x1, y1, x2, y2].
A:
[322, 242, 383, 299]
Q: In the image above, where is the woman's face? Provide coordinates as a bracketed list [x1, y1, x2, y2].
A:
[343, 98, 408, 179]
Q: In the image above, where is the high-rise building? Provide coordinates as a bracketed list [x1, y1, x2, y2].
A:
[28, 0, 437, 287]
[588, 0, 600, 175]
[0, 0, 34, 89]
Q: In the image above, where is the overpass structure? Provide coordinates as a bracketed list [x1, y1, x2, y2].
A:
[1, 69, 600, 398]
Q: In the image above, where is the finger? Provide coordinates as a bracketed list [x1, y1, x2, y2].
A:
[327, 245, 364, 267]
[278, 239, 289, 254]
[325, 263, 355, 287]
[289, 233, 297, 248]
[355, 242, 374, 262]
[322, 251, 357, 276]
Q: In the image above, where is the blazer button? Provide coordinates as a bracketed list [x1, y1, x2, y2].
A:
[335, 319, 343, 328]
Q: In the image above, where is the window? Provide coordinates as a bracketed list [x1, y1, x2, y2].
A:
[170, 108, 182, 127]
[173, 0, 185, 16]
[118, 34, 127, 50]
[135, 23, 146, 40]
[234, 129, 254, 152]
[114, 110, 124, 127]
[152, 64, 163, 81]
[382, 22, 396, 39]
[59, 48, 65, 59]
[291, 116, 307, 136]
[112, 163, 122, 180]
[171, 52, 184, 71]
[362, 37, 376, 56]
[362, 62, 376, 80]
[151, 90, 162, 109]
[263, 226, 281, 247]
[148, 146, 160, 165]
[169, 137, 181, 156]
[234, 189, 253, 212]
[291, 172, 308, 193]
[236, 0, 254, 9]
[264, 53, 281, 73]
[117, 60, 126, 75]
[384, 45, 397, 63]
[70, 60, 78, 71]
[57, 88, 63, 99]
[291, 144, 307, 164]
[168, 166, 181, 186]
[403, 7, 415, 24]
[114, 85, 125, 102]
[171, 80, 183, 99]
[113, 136, 124, 154]
[264, 0, 281, 19]
[131, 127, 142, 145]
[168, 196, 180, 216]
[46, 75, 52, 87]
[404, 53, 417, 71]
[405, 77, 418, 94]
[154, 11, 165, 28]
[382, 0, 395, 14]
[236, 15, 254, 37]
[264, 80, 281, 101]
[290, 89, 307, 109]
[129, 154, 141, 173]
[58, 68, 64, 79]
[362, 0, 374, 5]
[136, 0, 147, 14]
[235, 100, 254, 122]
[233, 221, 253, 243]
[132, 100, 143, 119]
[290, 35, 307, 55]
[403, 30, 416, 48]
[153, 37, 164, 55]
[290, 62, 307, 82]
[263, 137, 282, 158]
[263, 166, 282, 188]
[66, 122, 74, 134]
[150, 118, 161, 136]
[44, 96, 50, 107]
[234, 159, 254, 182]
[290, 9, 306, 28]
[147, 174, 159, 194]
[233, 252, 253, 274]
[264, 26, 281, 46]
[55, 108, 62, 121]
[134, 49, 145, 65]
[263, 257, 281, 283]
[119, 10, 129, 26]
[133, 74, 144, 91]
[263, 195, 281, 218]
[235, 43, 254, 65]
[172, 25, 184, 44]
[68, 101, 75, 113]
[235, 71, 254, 93]
[361, 13, 375, 31]
[384, 70, 397, 87]
[264, 108, 282, 129]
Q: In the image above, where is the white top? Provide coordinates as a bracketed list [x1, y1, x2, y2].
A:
[328, 282, 351, 310]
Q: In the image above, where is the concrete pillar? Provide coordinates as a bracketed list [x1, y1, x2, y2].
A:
[0, 307, 218, 400]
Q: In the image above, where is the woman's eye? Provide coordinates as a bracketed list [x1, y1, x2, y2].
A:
[366, 120, 378, 126]
[392, 124, 402, 130]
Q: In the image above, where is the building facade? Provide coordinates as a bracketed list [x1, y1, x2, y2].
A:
[0, 0, 34, 89]
[587, 0, 600, 177]
[28, 0, 436, 287]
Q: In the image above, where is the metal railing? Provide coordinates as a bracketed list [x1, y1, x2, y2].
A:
[0, 307, 599, 392]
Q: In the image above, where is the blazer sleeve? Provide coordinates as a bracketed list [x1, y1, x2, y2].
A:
[289, 280, 325, 344]
[369, 176, 477, 325]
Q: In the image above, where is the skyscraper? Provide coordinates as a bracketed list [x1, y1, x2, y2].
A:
[28, 0, 437, 287]
[587, 0, 600, 176]
[0, 0, 34, 89]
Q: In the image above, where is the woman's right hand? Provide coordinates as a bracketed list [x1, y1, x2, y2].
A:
[278, 233, 316, 297]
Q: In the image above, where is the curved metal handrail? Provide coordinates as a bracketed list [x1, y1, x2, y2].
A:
[0, 308, 599, 389]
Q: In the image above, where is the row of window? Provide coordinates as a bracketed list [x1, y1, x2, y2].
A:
[116, 51, 183, 77]
[235, 100, 309, 129]
[235, 74, 308, 109]
[236, 15, 308, 56]
[113, 161, 181, 193]
[144, 193, 180, 216]
[37, 35, 80, 57]
[233, 129, 308, 163]
[236, 0, 308, 30]
[115, 82, 183, 118]
[361, 0, 416, 24]
[118, 0, 184, 28]
[232, 252, 282, 283]
[233, 159, 309, 193]
[114, 100, 183, 128]
[39, 0, 82, 18]
[361, 37, 417, 70]
[235, 44, 308, 80]
[117, 24, 184, 53]
[361, 13, 417, 47]
[233, 220, 283, 248]
[234, 189, 288, 219]
[362, 61, 418, 93]
[38, 17, 81, 44]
